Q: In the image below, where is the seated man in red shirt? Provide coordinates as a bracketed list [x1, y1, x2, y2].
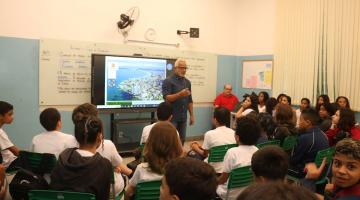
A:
[214, 84, 239, 111]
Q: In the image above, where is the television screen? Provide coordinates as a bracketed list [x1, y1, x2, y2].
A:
[91, 54, 176, 109]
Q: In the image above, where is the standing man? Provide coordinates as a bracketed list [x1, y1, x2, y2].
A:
[162, 58, 194, 145]
[214, 84, 239, 111]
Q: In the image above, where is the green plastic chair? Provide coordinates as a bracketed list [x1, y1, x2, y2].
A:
[208, 144, 237, 163]
[6, 151, 57, 174]
[281, 135, 297, 151]
[226, 166, 253, 199]
[134, 180, 161, 200]
[314, 147, 335, 185]
[28, 190, 96, 200]
[256, 139, 281, 149]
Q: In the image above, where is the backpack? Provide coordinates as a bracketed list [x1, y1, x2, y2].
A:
[9, 152, 55, 200]
[9, 168, 49, 200]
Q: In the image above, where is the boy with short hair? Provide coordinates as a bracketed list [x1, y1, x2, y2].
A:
[0, 101, 20, 168]
[325, 138, 360, 199]
[217, 116, 260, 199]
[289, 108, 329, 178]
[31, 107, 78, 158]
[189, 107, 236, 172]
[251, 145, 289, 182]
[160, 157, 218, 200]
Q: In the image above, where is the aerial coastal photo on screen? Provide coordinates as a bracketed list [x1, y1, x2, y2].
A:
[105, 56, 167, 106]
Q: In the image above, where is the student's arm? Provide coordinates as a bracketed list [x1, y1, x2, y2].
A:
[190, 142, 209, 158]
[188, 102, 194, 125]
[235, 106, 245, 118]
[124, 185, 136, 200]
[304, 158, 326, 180]
[217, 172, 229, 185]
[8, 146, 20, 156]
[114, 163, 132, 177]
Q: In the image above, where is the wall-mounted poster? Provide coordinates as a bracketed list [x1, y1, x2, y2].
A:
[242, 60, 273, 89]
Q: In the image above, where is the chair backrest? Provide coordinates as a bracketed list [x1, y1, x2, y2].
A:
[208, 144, 238, 163]
[314, 147, 335, 167]
[256, 140, 281, 149]
[227, 165, 253, 189]
[28, 190, 96, 200]
[19, 151, 57, 174]
[135, 180, 161, 200]
[281, 135, 297, 151]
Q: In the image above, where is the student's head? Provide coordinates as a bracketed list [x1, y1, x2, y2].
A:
[318, 102, 335, 119]
[276, 93, 286, 102]
[72, 103, 98, 123]
[337, 108, 356, 132]
[213, 107, 230, 127]
[275, 104, 294, 125]
[299, 108, 319, 129]
[300, 98, 310, 111]
[0, 101, 14, 124]
[235, 116, 261, 145]
[242, 93, 259, 113]
[316, 94, 330, 106]
[236, 182, 318, 200]
[257, 113, 276, 138]
[74, 115, 103, 148]
[280, 95, 291, 105]
[39, 108, 61, 131]
[223, 84, 233, 96]
[258, 91, 269, 104]
[265, 97, 278, 115]
[174, 58, 187, 77]
[251, 146, 289, 182]
[160, 157, 218, 200]
[144, 121, 183, 174]
[336, 96, 350, 109]
[332, 139, 360, 188]
[157, 102, 173, 121]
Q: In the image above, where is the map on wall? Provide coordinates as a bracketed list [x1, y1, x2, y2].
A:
[242, 60, 273, 89]
[39, 39, 217, 105]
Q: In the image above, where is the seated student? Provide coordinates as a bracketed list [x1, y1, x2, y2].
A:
[265, 97, 278, 116]
[256, 113, 276, 143]
[236, 182, 318, 200]
[251, 145, 289, 182]
[335, 96, 350, 109]
[0, 101, 20, 169]
[140, 101, 174, 144]
[50, 116, 113, 200]
[305, 139, 360, 200]
[296, 98, 310, 127]
[325, 108, 360, 146]
[235, 93, 259, 119]
[316, 94, 331, 111]
[318, 103, 336, 132]
[217, 116, 260, 199]
[289, 108, 329, 178]
[125, 121, 183, 200]
[189, 107, 236, 172]
[31, 108, 78, 158]
[257, 91, 269, 113]
[160, 157, 218, 200]
[273, 104, 298, 144]
[214, 84, 239, 112]
[72, 103, 132, 195]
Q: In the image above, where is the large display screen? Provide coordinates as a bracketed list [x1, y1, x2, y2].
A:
[91, 54, 175, 109]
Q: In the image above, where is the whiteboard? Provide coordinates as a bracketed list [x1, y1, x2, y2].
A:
[39, 39, 217, 105]
[242, 60, 273, 89]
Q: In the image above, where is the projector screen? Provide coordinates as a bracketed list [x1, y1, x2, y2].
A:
[91, 54, 176, 109]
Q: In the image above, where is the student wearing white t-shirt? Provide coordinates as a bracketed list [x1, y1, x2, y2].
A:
[189, 107, 236, 173]
[97, 139, 132, 196]
[235, 93, 259, 119]
[125, 122, 183, 200]
[0, 101, 20, 169]
[217, 116, 260, 199]
[31, 108, 78, 158]
[140, 102, 173, 144]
